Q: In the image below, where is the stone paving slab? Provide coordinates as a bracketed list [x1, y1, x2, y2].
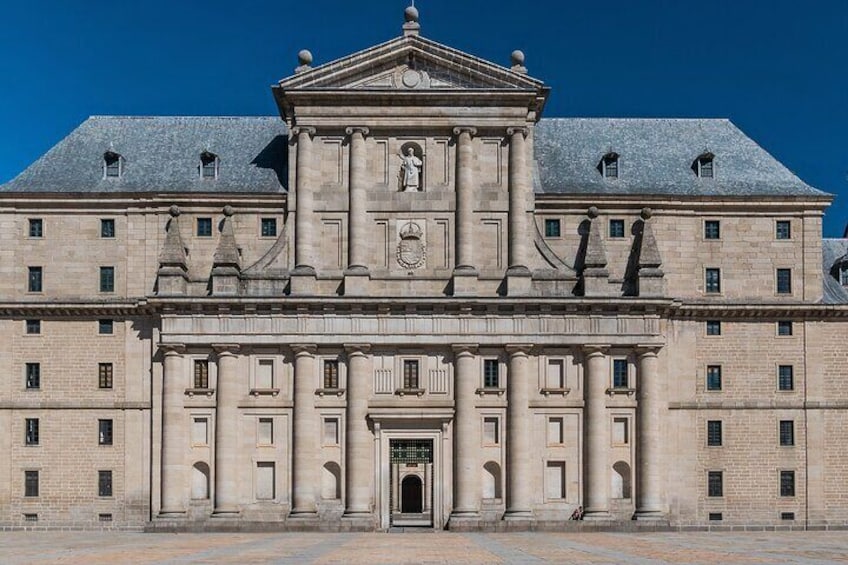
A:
[1, 531, 847, 564]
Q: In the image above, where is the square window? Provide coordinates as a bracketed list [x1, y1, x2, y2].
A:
[706, 365, 722, 391]
[25, 363, 40, 389]
[707, 471, 723, 497]
[777, 321, 793, 336]
[778, 365, 794, 391]
[776, 269, 792, 294]
[609, 219, 625, 238]
[548, 417, 564, 445]
[612, 359, 628, 388]
[613, 417, 629, 445]
[323, 359, 339, 389]
[704, 220, 721, 240]
[403, 359, 419, 389]
[706, 320, 721, 336]
[779, 420, 794, 446]
[25, 418, 39, 446]
[707, 420, 722, 446]
[780, 470, 795, 497]
[98, 470, 113, 497]
[197, 218, 213, 237]
[98, 419, 113, 446]
[99, 319, 114, 335]
[260, 218, 277, 238]
[776, 221, 791, 240]
[194, 360, 209, 389]
[100, 219, 115, 238]
[323, 417, 339, 445]
[705, 268, 721, 294]
[192, 417, 208, 445]
[483, 417, 499, 445]
[99, 267, 115, 293]
[544, 219, 561, 238]
[258, 418, 274, 445]
[25, 319, 41, 335]
[483, 359, 499, 388]
[28, 219, 43, 238]
[28, 266, 43, 292]
[24, 471, 39, 497]
[99, 363, 113, 389]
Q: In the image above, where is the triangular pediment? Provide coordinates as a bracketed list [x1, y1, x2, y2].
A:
[275, 35, 545, 92]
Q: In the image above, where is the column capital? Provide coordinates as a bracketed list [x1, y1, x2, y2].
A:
[160, 343, 185, 355]
[636, 345, 662, 358]
[291, 343, 318, 356]
[343, 343, 372, 356]
[505, 343, 534, 356]
[506, 126, 528, 138]
[451, 343, 479, 356]
[582, 345, 610, 357]
[211, 343, 240, 356]
[291, 125, 317, 138]
[344, 126, 370, 137]
[452, 126, 478, 137]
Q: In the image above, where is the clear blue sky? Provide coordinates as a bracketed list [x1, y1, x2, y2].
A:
[1, 0, 845, 236]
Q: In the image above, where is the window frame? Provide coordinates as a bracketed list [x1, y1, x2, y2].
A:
[779, 470, 795, 497]
[778, 364, 794, 391]
[24, 470, 39, 497]
[196, 217, 213, 237]
[543, 218, 561, 238]
[776, 268, 792, 295]
[706, 420, 722, 447]
[402, 359, 420, 389]
[608, 219, 626, 238]
[98, 319, 114, 335]
[98, 363, 114, 389]
[841, 264, 848, 286]
[322, 359, 340, 390]
[775, 220, 791, 240]
[601, 153, 619, 179]
[99, 266, 115, 293]
[25, 362, 40, 390]
[696, 154, 715, 178]
[25, 418, 39, 446]
[28, 218, 43, 238]
[200, 152, 219, 180]
[103, 151, 122, 179]
[704, 268, 721, 294]
[706, 365, 722, 392]
[777, 321, 793, 337]
[260, 218, 278, 238]
[482, 358, 500, 389]
[28, 266, 43, 293]
[705, 320, 721, 336]
[707, 470, 723, 497]
[98, 419, 114, 446]
[703, 220, 721, 240]
[98, 470, 113, 497]
[779, 420, 795, 447]
[25, 319, 41, 335]
[611, 358, 629, 389]
[193, 359, 210, 389]
[100, 218, 116, 239]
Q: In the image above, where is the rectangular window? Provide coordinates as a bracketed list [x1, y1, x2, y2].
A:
[776, 269, 792, 294]
[403, 359, 419, 389]
[256, 462, 275, 500]
[100, 219, 115, 238]
[323, 417, 339, 445]
[483, 417, 499, 445]
[192, 417, 208, 445]
[613, 417, 629, 445]
[781, 512, 795, 521]
[545, 461, 566, 499]
[609, 219, 625, 238]
[25, 363, 40, 389]
[779, 420, 795, 446]
[707, 420, 722, 446]
[704, 220, 721, 240]
[196, 217, 212, 237]
[98, 470, 113, 497]
[708, 512, 723, 521]
[25, 418, 39, 446]
[99, 266, 115, 292]
[483, 359, 499, 388]
[98, 419, 113, 446]
[778, 365, 794, 391]
[546, 359, 564, 388]
[544, 219, 561, 238]
[706, 320, 721, 336]
[780, 470, 795, 497]
[24, 513, 38, 522]
[28, 218, 43, 238]
[707, 471, 723, 497]
[99, 513, 113, 522]
[612, 359, 628, 388]
[258, 418, 274, 445]
[256, 360, 274, 390]
[841, 264, 848, 286]
[548, 417, 564, 445]
[705, 268, 721, 294]
[25, 319, 41, 335]
[24, 471, 39, 497]
[776, 220, 791, 240]
[98, 363, 113, 389]
[28, 266, 42, 292]
[260, 218, 277, 237]
[194, 360, 209, 389]
[323, 359, 339, 389]
[777, 321, 793, 336]
[99, 319, 114, 335]
[706, 365, 722, 391]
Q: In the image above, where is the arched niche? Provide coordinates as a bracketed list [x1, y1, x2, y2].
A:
[191, 462, 210, 500]
[322, 462, 341, 500]
[482, 461, 502, 500]
[612, 461, 631, 499]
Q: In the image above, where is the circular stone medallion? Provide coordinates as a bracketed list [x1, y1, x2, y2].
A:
[401, 69, 422, 88]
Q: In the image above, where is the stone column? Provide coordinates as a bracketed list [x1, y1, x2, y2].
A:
[160, 344, 186, 516]
[583, 346, 611, 520]
[506, 126, 530, 273]
[345, 127, 370, 273]
[212, 344, 241, 516]
[451, 344, 480, 518]
[453, 127, 477, 273]
[635, 347, 665, 519]
[290, 344, 318, 516]
[292, 126, 317, 274]
[344, 344, 373, 517]
[505, 344, 533, 518]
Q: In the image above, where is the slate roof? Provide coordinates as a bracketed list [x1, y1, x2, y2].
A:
[533, 118, 829, 197]
[823, 239, 848, 304]
[0, 116, 288, 194]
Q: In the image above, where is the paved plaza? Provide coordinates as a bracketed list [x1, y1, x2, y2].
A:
[1, 531, 847, 564]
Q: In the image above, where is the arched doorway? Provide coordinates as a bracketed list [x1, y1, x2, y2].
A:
[401, 475, 423, 513]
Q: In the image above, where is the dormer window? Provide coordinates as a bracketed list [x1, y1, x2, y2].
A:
[694, 152, 715, 178]
[103, 152, 122, 178]
[840, 263, 848, 286]
[599, 152, 619, 179]
[200, 152, 218, 180]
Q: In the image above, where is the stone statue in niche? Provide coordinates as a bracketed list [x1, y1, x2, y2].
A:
[398, 146, 423, 191]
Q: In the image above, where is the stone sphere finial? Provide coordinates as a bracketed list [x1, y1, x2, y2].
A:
[405, 5, 419, 23]
[588, 206, 600, 219]
[511, 50, 525, 66]
[297, 49, 313, 67]
[641, 207, 653, 220]
[169, 205, 181, 217]
[223, 205, 235, 217]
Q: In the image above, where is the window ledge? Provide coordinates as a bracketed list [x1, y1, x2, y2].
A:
[395, 388, 425, 397]
[476, 387, 506, 397]
[606, 387, 636, 397]
[250, 388, 280, 397]
[185, 388, 215, 397]
[315, 388, 345, 397]
[540, 387, 571, 397]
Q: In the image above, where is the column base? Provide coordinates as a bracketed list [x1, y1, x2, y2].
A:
[633, 510, 666, 521]
[452, 267, 478, 296]
[343, 269, 370, 296]
[505, 267, 532, 296]
[290, 267, 317, 295]
[582, 510, 612, 522]
[157, 509, 186, 518]
[211, 508, 240, 518]
[503, 509, 534, 520]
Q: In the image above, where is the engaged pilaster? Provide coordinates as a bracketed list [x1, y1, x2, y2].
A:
[452, 127, 478, 296]
[635, 347, 666, 520]
[291, 126, 318, 294]
[159, 343, 186, 516]
[344, 344, 374, 518]
[583, 346, 611, 520]
[344, 127, 371, 296]
[504, 344, 534, 519]
[451, 344, 480, 519]
[290, 344, 319, 516]
[212, 344, 241, 516]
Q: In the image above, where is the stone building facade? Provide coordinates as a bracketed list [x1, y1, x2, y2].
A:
[1, 8, 847, 531]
